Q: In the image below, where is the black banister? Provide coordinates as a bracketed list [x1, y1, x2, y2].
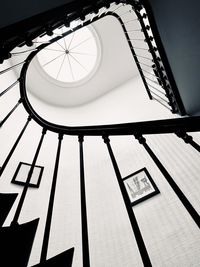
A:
[135, 7, 168, 92]
[19, 61, 200, 136]
[0, 116, 31, 177]
[111, 12, 152, 100]
[0, 1, 199, 266]
[78, 135, 90, 267]
[134, 134, 200, 229]
[140, 0, 186, 115]
[176, 132, 200, 153]
[40, 133, 63, 263]
[0, 79, 19, 98]
[0, 99, 22, 128]
[103, 135, 152, 267]
[17, 7, 191, 135]
[0, 61, 25, 76]
[12, 128, 47, 225]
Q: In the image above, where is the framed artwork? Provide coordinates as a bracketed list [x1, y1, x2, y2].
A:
[123, 168, 160, 206]
[11, 162, 44, 188]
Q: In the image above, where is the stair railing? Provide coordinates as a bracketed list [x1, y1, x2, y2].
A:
[0, 1, 199, 266]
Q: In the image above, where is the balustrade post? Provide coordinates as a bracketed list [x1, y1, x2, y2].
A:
[103, 135, 152, 267]
[0, 116, 31, 177]
[78, 135, 90, 267]
[176, 131, 200, 153]
[40, 133, 63, 263]
[12, 128, 47, 225]
[0, 80, 19, 98]
[0, 99, 22, 128]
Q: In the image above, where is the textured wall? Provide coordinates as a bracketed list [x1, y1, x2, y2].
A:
[110, 133, 200, 266]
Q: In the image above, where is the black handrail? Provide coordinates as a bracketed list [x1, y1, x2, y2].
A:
[140, 0, 186, 115]
[79, 136, 91, 267]
[0, 2, 199, 266]
[103, 135, 153, 266]
[135, 134, 200, 229]
[0, 0, 188, 117]
[18, 9, 195, 137]
[0, 1, 183, 114]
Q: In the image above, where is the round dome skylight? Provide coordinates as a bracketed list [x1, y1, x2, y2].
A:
[37, 25, 101, 85]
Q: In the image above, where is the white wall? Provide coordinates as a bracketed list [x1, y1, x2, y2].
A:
[27, 74, 174, 126]
[0, 59, 200, 266]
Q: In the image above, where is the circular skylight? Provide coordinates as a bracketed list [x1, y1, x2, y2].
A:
[37, 25, 100, 85]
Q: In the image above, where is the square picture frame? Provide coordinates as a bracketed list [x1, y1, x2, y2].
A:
[123, 167, 160, 206]
[11, 162, 44, 188]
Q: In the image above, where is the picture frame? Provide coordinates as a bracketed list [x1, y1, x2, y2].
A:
[11, 162, 44, 188]
[123, 167, 160, 206]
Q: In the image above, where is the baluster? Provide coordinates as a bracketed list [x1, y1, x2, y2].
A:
[150, 90, 168, 103]
[176, 132, 200, 153]
[131, 46, 150, 51]
[151, 96, 172, 111]
[146, 83, 166, 96]
[0, 116, 31, 177]
[134, 134, 200, 228]
[0, 80, 19, 98]
[0, 61, 25, 76]
[11, 128, 47, 225]
[11, 48, 37, 55]
[133, 54, 153, 61]
[0, 99, 22, 128]
[103, 135, 152, 267]
[135, 9, 170, 93]
[40, 133, 63, 263]
[123, 18, 138, 24]
[135, 7, 178, 112]
[135, 7, 185, 115]
[115, 14, 152, 100]
[78, 135, 90, 267]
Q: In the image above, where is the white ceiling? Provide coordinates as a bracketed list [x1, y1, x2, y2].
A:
[9, 5, 165, 126]
[24, 13, 140, 107]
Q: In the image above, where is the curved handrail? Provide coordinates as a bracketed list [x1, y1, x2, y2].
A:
[20, 50, 200, 136]
[19, 11, 200, 136]
[19, 12, 144, 135]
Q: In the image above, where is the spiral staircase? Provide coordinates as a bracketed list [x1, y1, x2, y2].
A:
[0, 0, 200, 266]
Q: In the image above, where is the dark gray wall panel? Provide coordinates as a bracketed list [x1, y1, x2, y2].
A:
[149, 0, 200, 114]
